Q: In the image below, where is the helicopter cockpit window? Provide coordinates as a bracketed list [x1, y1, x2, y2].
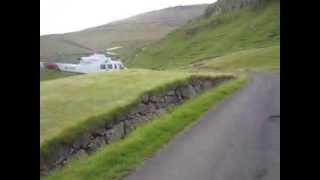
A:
[100, 64, 106, 69]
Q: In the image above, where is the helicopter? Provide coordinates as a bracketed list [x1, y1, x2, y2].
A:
[45, 38, 126, 74]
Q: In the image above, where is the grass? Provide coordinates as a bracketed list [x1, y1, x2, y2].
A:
[128, 1, 279, 70]
[40, 70, 79, 81]
[40, 69, 232, 157]
[44, 74, 248, 180]
[184, 46, 280, 73]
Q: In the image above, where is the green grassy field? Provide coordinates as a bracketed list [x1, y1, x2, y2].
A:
[128, 1, 279, 70]
[44, 75, 247, 180]
[40, 70, 79, 81]
[41, 69, 231, 150]
[184, 46, 280, 72]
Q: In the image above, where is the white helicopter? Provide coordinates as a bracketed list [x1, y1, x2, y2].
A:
[54, 38, 126, 74]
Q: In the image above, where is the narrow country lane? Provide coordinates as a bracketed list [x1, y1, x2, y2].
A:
[126, 73, 280, 180]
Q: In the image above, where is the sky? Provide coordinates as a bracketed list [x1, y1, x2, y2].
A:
[40, 0, 216, 35]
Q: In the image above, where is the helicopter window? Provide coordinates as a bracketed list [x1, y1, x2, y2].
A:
[114, 64, 117, 69]
[107, 64, 113, 69]
[100, 64, 106, 69]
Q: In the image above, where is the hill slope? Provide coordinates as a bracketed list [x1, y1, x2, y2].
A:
[128, 0, 279, 70]
[186, 46, 279, 72]
[40, 5, 208, 63]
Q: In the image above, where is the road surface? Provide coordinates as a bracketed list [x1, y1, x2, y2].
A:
[126, 73, 280, 180]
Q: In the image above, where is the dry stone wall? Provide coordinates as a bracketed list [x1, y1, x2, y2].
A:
[40, 76, 232, 177]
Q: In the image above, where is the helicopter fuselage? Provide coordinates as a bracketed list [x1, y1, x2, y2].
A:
[55, 53, 125, 74]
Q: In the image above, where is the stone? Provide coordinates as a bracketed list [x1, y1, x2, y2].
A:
[138, 115, 149, 123]
[116, 114, 128, 122]
[180, 85, 196, 99]
[126, 112, 135, 119]
[137, 103, 149, 115]
[69, 147, 77, 155]
[150, 95, 162, 103]
[142, 95, 149, 104]
[49, 146, 70, 167]
[155, 108, 167, 116]
[175, 88, 183, 99]
[144, 111, 155, 120]
[86, 136, 106, 153]
[166, 90, 176, 96]
[147, 103, 157, 113]
[54, 157, 66, 168]
[92, 128, 107, 137]
[133, 115, 146, 125]
[54, 162, 64, 170]
[193, 84, 202, 93]
[73, 135, 91, 149]
[72, 149, 88, 159]
[63, 149, 88, 166]
[191, 79, 203, 93]
[165, 95, 180, 104]
[124, 119, 137, 135]
[124, 112, 152, 134]
[203, 81, 213, 90]
[155, 101, 167, 109]
[106, 122, 125, 143]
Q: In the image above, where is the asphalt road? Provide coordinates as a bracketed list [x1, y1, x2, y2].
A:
[126, 73, 280, 180]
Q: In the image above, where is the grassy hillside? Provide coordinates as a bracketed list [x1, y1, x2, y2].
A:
[44, 75, 247, 180]
[185, 46, 280, 72]
[40, 5, 208, 63]
[40, 69, 230, 146]
[128, 1, 279, 70]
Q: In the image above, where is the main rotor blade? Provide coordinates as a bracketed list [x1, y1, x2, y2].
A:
[106, 46, 123, 51]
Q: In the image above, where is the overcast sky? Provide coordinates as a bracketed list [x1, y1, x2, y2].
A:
[40, 0, 216, 35]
